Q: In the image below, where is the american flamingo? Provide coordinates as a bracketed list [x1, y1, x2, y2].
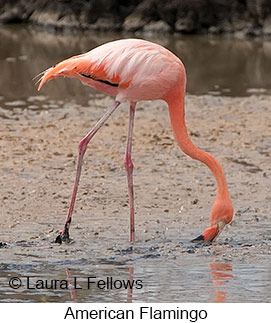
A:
[37, 38, 233, 244]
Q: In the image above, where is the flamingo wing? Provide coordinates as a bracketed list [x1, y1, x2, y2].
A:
[38, 39, 183, 102]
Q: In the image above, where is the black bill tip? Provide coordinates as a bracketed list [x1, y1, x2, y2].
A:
[191, 234, 205, 243]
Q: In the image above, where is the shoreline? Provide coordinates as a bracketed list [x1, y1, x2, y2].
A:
[1, 1, 271, 39]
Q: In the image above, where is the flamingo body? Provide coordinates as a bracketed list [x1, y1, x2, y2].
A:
[39, 39, 183, 102]
[38, 38, 233, 243]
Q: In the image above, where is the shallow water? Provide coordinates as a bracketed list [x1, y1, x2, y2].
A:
[1, 24, 271, 106]
[0, 254, 270, 302]
[0, 25, 270, 303]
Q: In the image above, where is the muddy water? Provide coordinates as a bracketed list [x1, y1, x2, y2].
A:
[0, 25, 271, 303]
[1, 24, 271, 101]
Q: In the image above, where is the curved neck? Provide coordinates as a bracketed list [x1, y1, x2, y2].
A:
[164, 88, 230, 199]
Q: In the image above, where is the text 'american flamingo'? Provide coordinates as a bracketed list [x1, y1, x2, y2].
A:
[37, 38, 234, 244]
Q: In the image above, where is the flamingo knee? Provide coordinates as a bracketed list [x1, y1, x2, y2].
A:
[124, 154, 134, 174]
[78, 137, 89, 156]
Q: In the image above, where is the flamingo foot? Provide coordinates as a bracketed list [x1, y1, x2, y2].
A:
[191, 225, 220, 243]
[55, 227, 70, 244]
[0, 242, 8, 248]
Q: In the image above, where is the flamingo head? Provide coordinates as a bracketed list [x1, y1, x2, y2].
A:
[192, 197, 234, 243]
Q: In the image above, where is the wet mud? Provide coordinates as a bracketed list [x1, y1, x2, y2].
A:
[0, 94, 270, 302]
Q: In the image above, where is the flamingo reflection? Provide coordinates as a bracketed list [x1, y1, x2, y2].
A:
[65, 266, 135, 302]
[127, 266, 134, 303]
[209, 262, 233, 302]
[66, 268, 77, 300]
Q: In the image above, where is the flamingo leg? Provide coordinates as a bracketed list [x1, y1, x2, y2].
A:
[55, 100, 121, 243]
[124, 102, 136, 242]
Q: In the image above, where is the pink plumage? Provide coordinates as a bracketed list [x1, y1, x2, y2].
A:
[39, 39, 184, 101]
[38, 38, 233, 244]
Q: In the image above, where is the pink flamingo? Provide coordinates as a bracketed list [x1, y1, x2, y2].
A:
[37, 39, 233, 244]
